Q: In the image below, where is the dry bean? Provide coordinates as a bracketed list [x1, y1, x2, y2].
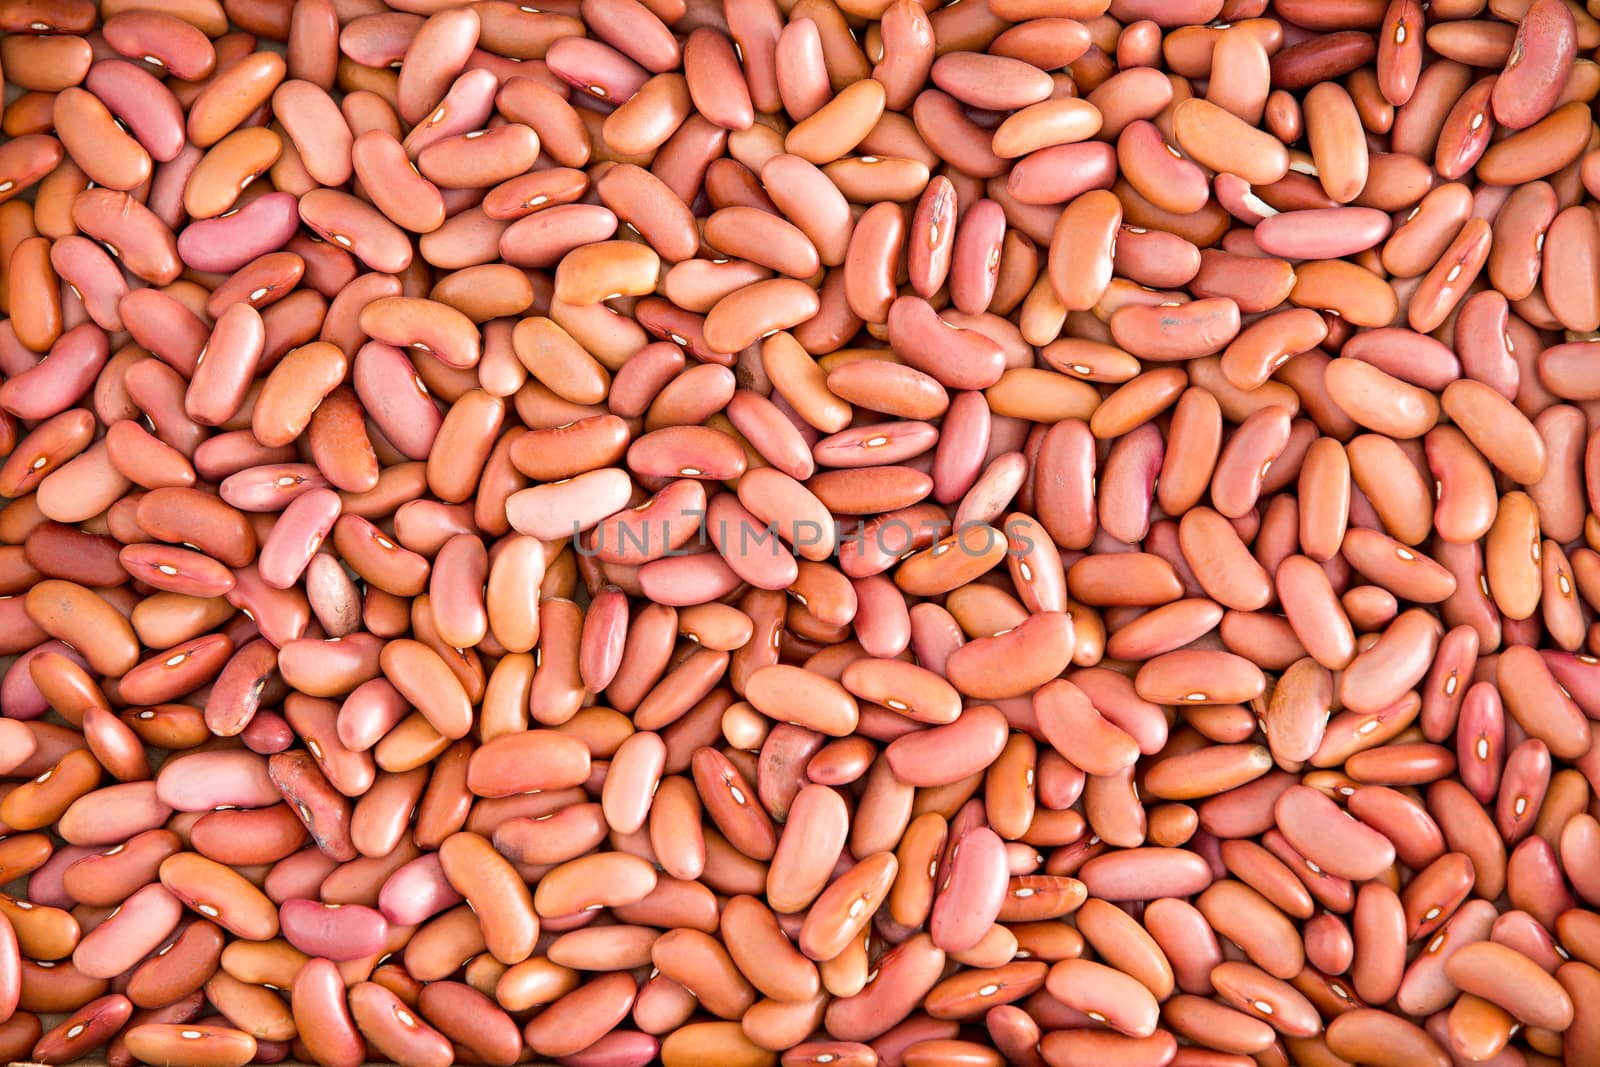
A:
[2, 2, 1600, 1064]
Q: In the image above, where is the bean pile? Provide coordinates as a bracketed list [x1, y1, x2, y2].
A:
[5, 0, 1600, 1064]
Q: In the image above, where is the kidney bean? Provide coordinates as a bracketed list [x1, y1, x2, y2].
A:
[2, 1, 1600, 1064]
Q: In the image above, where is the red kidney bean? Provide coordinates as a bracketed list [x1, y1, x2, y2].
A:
[1, 2, 1600, 1064]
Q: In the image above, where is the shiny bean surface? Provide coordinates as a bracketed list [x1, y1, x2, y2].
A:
[1, 1, 1600, 1065]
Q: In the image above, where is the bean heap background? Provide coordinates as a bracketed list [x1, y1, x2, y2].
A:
[2, 0, 1600, 1065]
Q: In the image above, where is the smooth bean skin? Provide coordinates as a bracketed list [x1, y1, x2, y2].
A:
[3, 2, 1600, 1066]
